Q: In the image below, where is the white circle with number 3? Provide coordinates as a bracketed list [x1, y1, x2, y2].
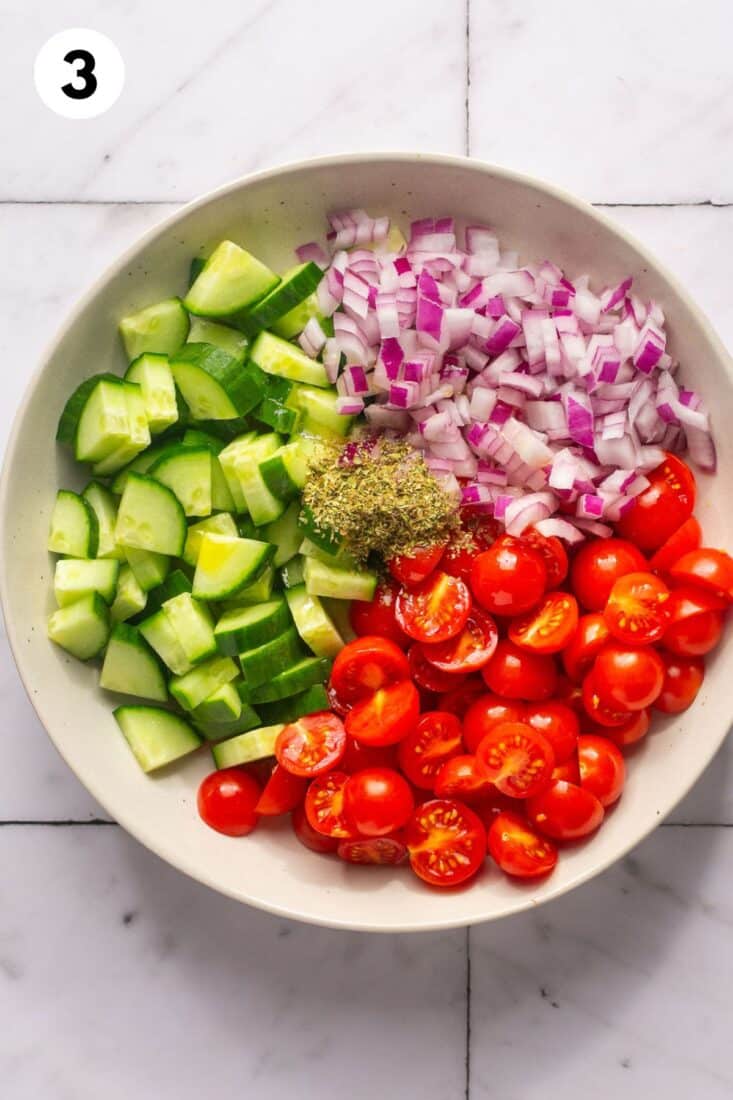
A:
[34, 28, 124, 119]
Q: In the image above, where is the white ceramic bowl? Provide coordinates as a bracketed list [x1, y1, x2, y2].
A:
[2, 154, 732, 932]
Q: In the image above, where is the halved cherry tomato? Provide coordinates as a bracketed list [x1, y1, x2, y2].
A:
[649, 516, 702, 575]
[509, 591, 579, 654]
[344, 767, 414, 836]
[292, 803, 339, 853]
[662, 585, 726, 657]
[554, 674, 585, 715]
[330, 636, 410, 704]
[654, 654, 705, 714]
[349, 580, 409, 647]
[669, 548, 733, 603]
[527, 780, 605, 840]
[581, 670, 631, 728]
[345, 680, 419, 747]
[604, 571, 670, 644]
[552, 757, 580, 784]
[570, 538, 647, 612]
[422, 607, 498, 672]
[437, 676, 487, 719]
[600, 708, 651, 748]
[482, 640, 558, 701]
[463, 693, 525, 754]
[562, 613, 610, 683]
[592, 643, 665, 711]
[275, 712, 346, 777]
[337, 835, 408, 865]
[617, 454, 696, 552]
[389, 542, 446, 588]
[341, 737, 399, 773]
[487, 811, 558, 878]
[522, 528, 569, 589]
[305, 772, 355, 838]
[523, 701, 579, 764]
[395, 571, 472, 643]
[408, 644, 468, 693]
[471, 537, 547, 616]
[476, 721, 555, 799]
[255, 764, 307, 815]
[442, 519, 501, 584]
[433, 754, 494, 801]
[398, 711, 464, 789]
[406, 798, 486, 887]
[197, 768, 260, 837]
[577, 735, 626, 806]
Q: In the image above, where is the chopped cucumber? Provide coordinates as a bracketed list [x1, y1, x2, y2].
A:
[74, 377, 131, 464]
[124, 353, 178, 434]
[113, 705, 201, 773]
[47, 490, 99, 558]
[220, 565, 275, 608]
[321, 597, 357, 645]
[245, 262, 322, 330]
[187, 317, 249, 358]
[298, 537, 357, 570]
[214, 597, 291, 656]
[182, 513, 238, 567]
[149, 444, 213, 517]
[110, 565, 147, 623]
[163, 592, 216, 665]
[115, 473, 186, 556]
[192, 682, 242, 724]
[304, 557, 377, 601]
[253, 397, 302, 435]
[259, 439, 312, 501]
[57, 373, 120, 447]
[192, 534, 274, 601]
[192, 705, 261, 742]
[82, 481, 126, 561]
[182, 429, 236, 513]
[211, 724, 284, 769]
[256, 684, 330, 726]
[91, 382, 151, 475]
[170, 343, 264, 420]
[239, 627, 303, 689]
[119, 298, 189, 361]
[285, 585, 344, 658]
[294, 386, 353, 437]
[54, 558, 119, 607]
[235, 433, 287, 526]
[272, 292, 322, 340]
[279, 555, 306, 589]
[298, 505, 343, 556]
[217, 433, 258, 513]
[138, 569, 192, 620]
[189, 256, 207, 287]
[184, 241, 279, 318]
[139, 609, 193, 677]
[249, 656, 331, 703]
[123, 547, 170, 592]
[263, 501, 302, 567]
[169, 655, 239, 711]
[249, 331, 330, 389]
[110, 442, 172, 495]
[100, 623, 168, 702]
[47, 592, 110, 660]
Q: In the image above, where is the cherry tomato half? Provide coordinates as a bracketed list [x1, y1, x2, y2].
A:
[275, 712, 346, 777]
[617, 453, 696, 552]
[341, 737, 399, 773]
[562, 613, 611, 683]
[437, 676, 488, 720]
[408, 643, 468, 693]
[422, 607, 498, 672]
[396, 571, 472, 643]
[482, 640, 558, 701]
[527, 780, 605, 840]
[604, 571, 671, 645]
[577, 735, 626, 807]
[487, 811, 558, 879]
[552, 757, 581, 784]
[305, 771, 355, 838]
[523, 701, 579, 764]
[471, 537, 547, 617]
[463, 693, 525, 754]
[337, 835, 408, 865]
[345, 679, 419, 747]
[344, 767, 415, 836]
[349, 580, 409, 647]
[669, 548, 733, 604]
[292, 803, 339, 853]
[197, 768, 260, 837]
[654, 654, 705, 714]
[398, 710, 464, 790]
[649, 516, 702, 575]
[522, 528, 569, 589]
[592, 643, 665, 711]
[389, 542, 446, 588]
[662, 585, 726, 657]
[509, 591, 579, 654]
[442, 518, 501, 584]
[255, 764, 307, 816]
[581, 670, 631, 728]
[476, 721, 555, 799]
[330, 636, 410, 704]
[570, 538, 647, 612]
[433, 754, 494, 802]
[600, 708, 651, 748]
[406, 799, 486, 887]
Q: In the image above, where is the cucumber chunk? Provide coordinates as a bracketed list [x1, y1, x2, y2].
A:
[170, 343, 264, 420]
[123, 547, 170, 592]
[235, 433, 287, 526]
[184, 241, 279, 318]
[187, 317, 249, 359]
[162, 592, 216, 665]
[298, 505, 343, 557]
[256, 684, 330, 726]
[114, 705, 201, 773]
[119, 298, 190, 361]
[253, 397, 301, 435]
[279, 555, 306, 589]
[182, 429, 236, 513]
[239, 627, 303, 689]
[149, 444, 213, 517]
[193, 681, 242, 724]
[110, 565, 147, 623]
[138, 569, 192, 620]
[57, 372, 119, 447]
[304, 557, 377, 601]
[214, 597, 291, 656]
[47, 490, 99, 558]
[48, 592, 110, 660]
[249, 656, 331, 703]
[263, 501, 302, 567]
[259, 440, 312, 501]
[100, 623, 168, 702]
[272, 293, 322, 340]
[220, 566, 275, 608]
[286, 585, 344, 658]
[189, 257, 206, 287]
[169, 655, 239, 711]
[299, 537, 357, 570]
[54, 558, 120, 607]
[211, 724, 284, 769]
[249, 331, 330, 389]
[245, 262, 322, 330]
[295, 386, 354, 437]
[110, 442, 172, 495]
[192, 534, 274, 601]
[124, 353, 178, 434]
[139, 609, 193, 677]
[82, 481, 126, 561]
[90, 381, 151, 476]
[74, 377, 131, 464]
[182, 513, 238, 567]
[191, 702, 261, 742]
[115, 473, 187, 556]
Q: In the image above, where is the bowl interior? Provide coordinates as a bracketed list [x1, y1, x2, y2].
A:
[3, 154, 732, 931]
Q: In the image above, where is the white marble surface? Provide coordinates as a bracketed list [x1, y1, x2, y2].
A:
[1, 0, 733, 1096]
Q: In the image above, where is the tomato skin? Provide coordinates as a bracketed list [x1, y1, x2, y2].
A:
[304, 772, 355, 838]
[527, 780, 605, 840]
[592, 643, 665, 711]
[344, 767, 415, 836]
[349, 580, 409, 647]
[398, 710, 464, 789]
[421, 607, 498, 672]
[669, 548, 733, 603]
[330, 636, 410, 704]
[604, 571, 671, 645]
[255, 764, 307, 816]
[341, 737, 399, 773]
[523, 701, 579, 764]
[408, 644, 468, 693]
[487, 811, 558, 878]
[664, 608, 724, 657]
[617, 453, 696, 552]
[482, 640, 558, 701]
[433, 754, 493, 801]
[476, 721, 555, 799]
[650, 517, 702, 575]
[654, 654, 705, 714]
[471, 538, 547, 617]
[562, 613, 611, 683]
[570, 538, 647, 612]
[442, 520, 501, 583]
[509, 591, 579, 654]
[463, 694, 525, 754]
[600, 708, 651, 748]
[522, 529, 569, 589]
[396, 571, 472, 644]
[577, 735, 626, 807]
[389, 542, 446, 588]
[275, 712, 346, 777]
[406, 799, 486, 887]
[337, 835, 408, 865]
[554, 674, 585, 715]
[197, 768, 261, 837]
[437, 676, 487, 719]
[581, 670, 631, 728]
[552, 757, 580, 784]
[292, 804, 339, 853]
[345, 680, 419, 747]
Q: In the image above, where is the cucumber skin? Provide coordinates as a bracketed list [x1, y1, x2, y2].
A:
[255, 684, 330, 726]
[48, 490, 100, 559]
[246, 262, 322, 330]
[192, 704, 262, 742]
[249, 657, 332, 704]
[132, 569, 192, 622]
[100, 623, 168, 702]
[298, 505, 343, 556]
[214, 598, 291, 657]
[56, 373, 122, 446]
[239, 627, 304, 689]
[171, 343, 266, 418]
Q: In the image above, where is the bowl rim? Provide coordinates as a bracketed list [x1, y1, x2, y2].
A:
[2, 150, 732, 932]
